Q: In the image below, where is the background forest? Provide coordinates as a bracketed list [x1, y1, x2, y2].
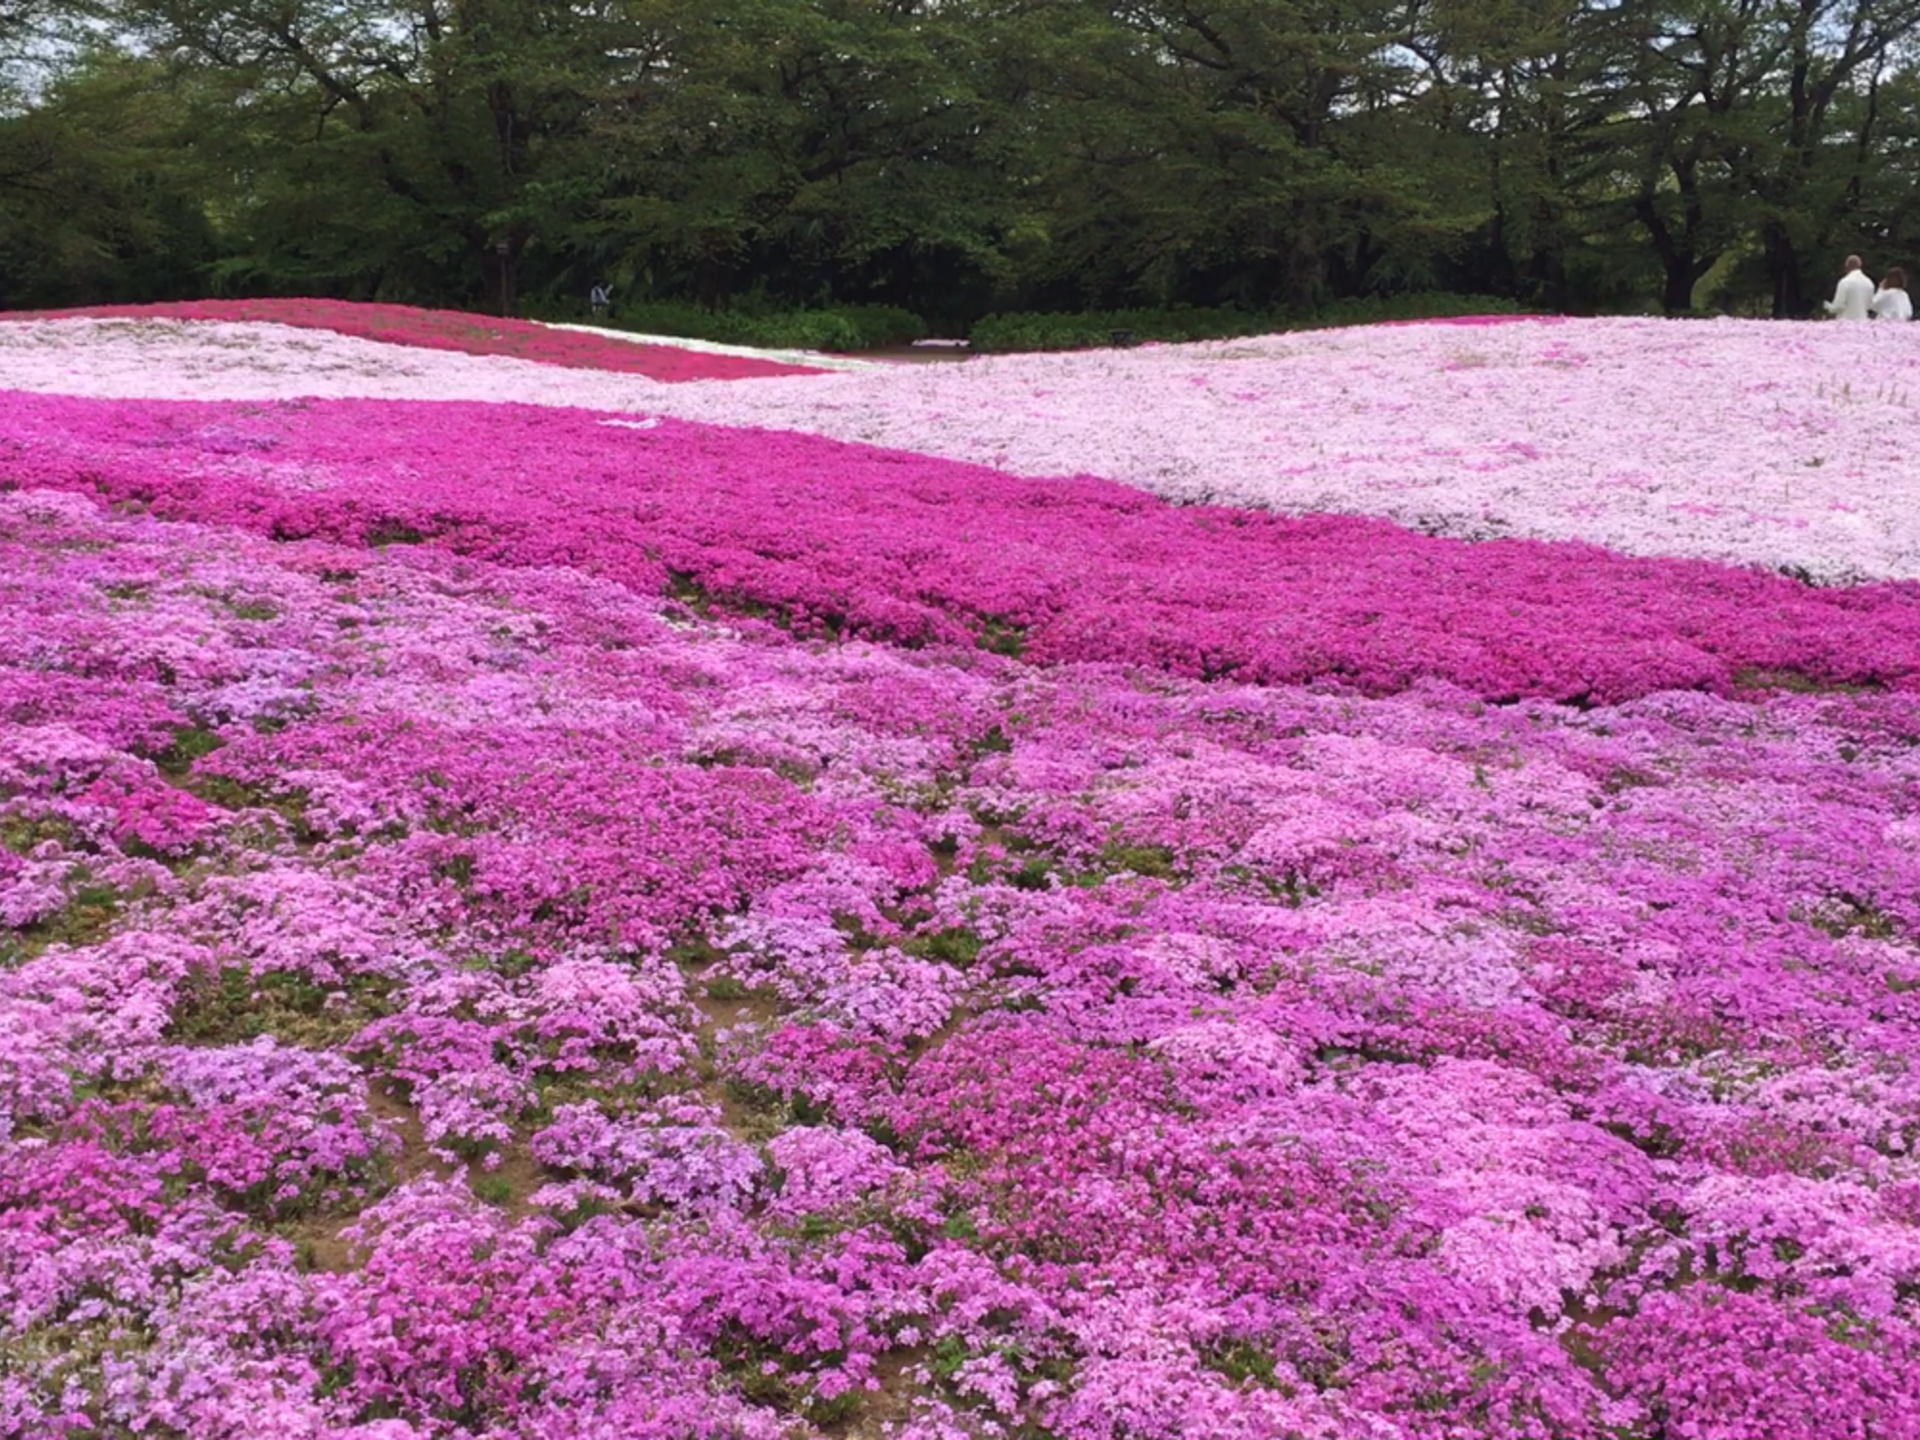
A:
[6, 0, 1920, 329]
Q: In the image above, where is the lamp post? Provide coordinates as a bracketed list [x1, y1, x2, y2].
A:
[496, 238, 512, 318]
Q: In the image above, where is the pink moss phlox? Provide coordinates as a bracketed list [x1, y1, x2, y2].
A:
[1, 298, 824, 380]
[2, 473, 1919, 1435]
[9, 390, 1920, 704]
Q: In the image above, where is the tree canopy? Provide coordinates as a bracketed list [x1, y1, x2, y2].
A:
[7, 0, 1920, 320]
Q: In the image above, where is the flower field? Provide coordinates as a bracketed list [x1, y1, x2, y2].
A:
[12, 311, 1920, 580]
[0, 301, 827, 381]
[2, 304, 1919, 1440]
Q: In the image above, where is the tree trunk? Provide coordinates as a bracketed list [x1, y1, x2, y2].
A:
[1533, 242, 1568, 314]
[1282, 197, 1322, 313]
[1765, 221, 1807, 318]
[1658, 261, 1689, 316]
[479, 240, 521, 317]
[1487, 201, 1517, 296]
[1635, 190, 1712, 316]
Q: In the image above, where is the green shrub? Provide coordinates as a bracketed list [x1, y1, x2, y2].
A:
[730, 311, 866, 351]
[967, 293, 1527, 353]
[593, 300, 738, 341]
[823, 304, 928, 348]
[968, 304, 1258, 353]
[537, 297, 927, 352]
[543, 291, 1518, 355]
[1309, 292, 1522, 328]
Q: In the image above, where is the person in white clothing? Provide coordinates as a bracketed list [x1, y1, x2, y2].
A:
[1826, 255, 1876, 319]
[1873, 267, 1913, 321]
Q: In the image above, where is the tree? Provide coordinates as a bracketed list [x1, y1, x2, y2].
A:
[986, 0, 1487, 311]
[0, 50, 218, 306]
[1732, 0, 1920, 316]
[13, 0, 1920, 318]
[108, 0, 639, 305]
[587, 0, 1017, 314]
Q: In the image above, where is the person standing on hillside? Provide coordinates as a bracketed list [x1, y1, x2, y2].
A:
[1873, 268, 1914, 321]
[1825, 256, 1875, 320]
[590, 283, 611, 319]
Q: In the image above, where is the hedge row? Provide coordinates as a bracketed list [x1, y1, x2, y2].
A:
[565, 301, 928, 351]
[968, 295, 1527, 352]
[540, 293, 1526, 354]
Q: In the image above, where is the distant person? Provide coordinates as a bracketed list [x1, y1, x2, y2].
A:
[1873, 268, 1913, 321]
[589, 283, 611, 319]
[1825, 256, 1874, 320]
